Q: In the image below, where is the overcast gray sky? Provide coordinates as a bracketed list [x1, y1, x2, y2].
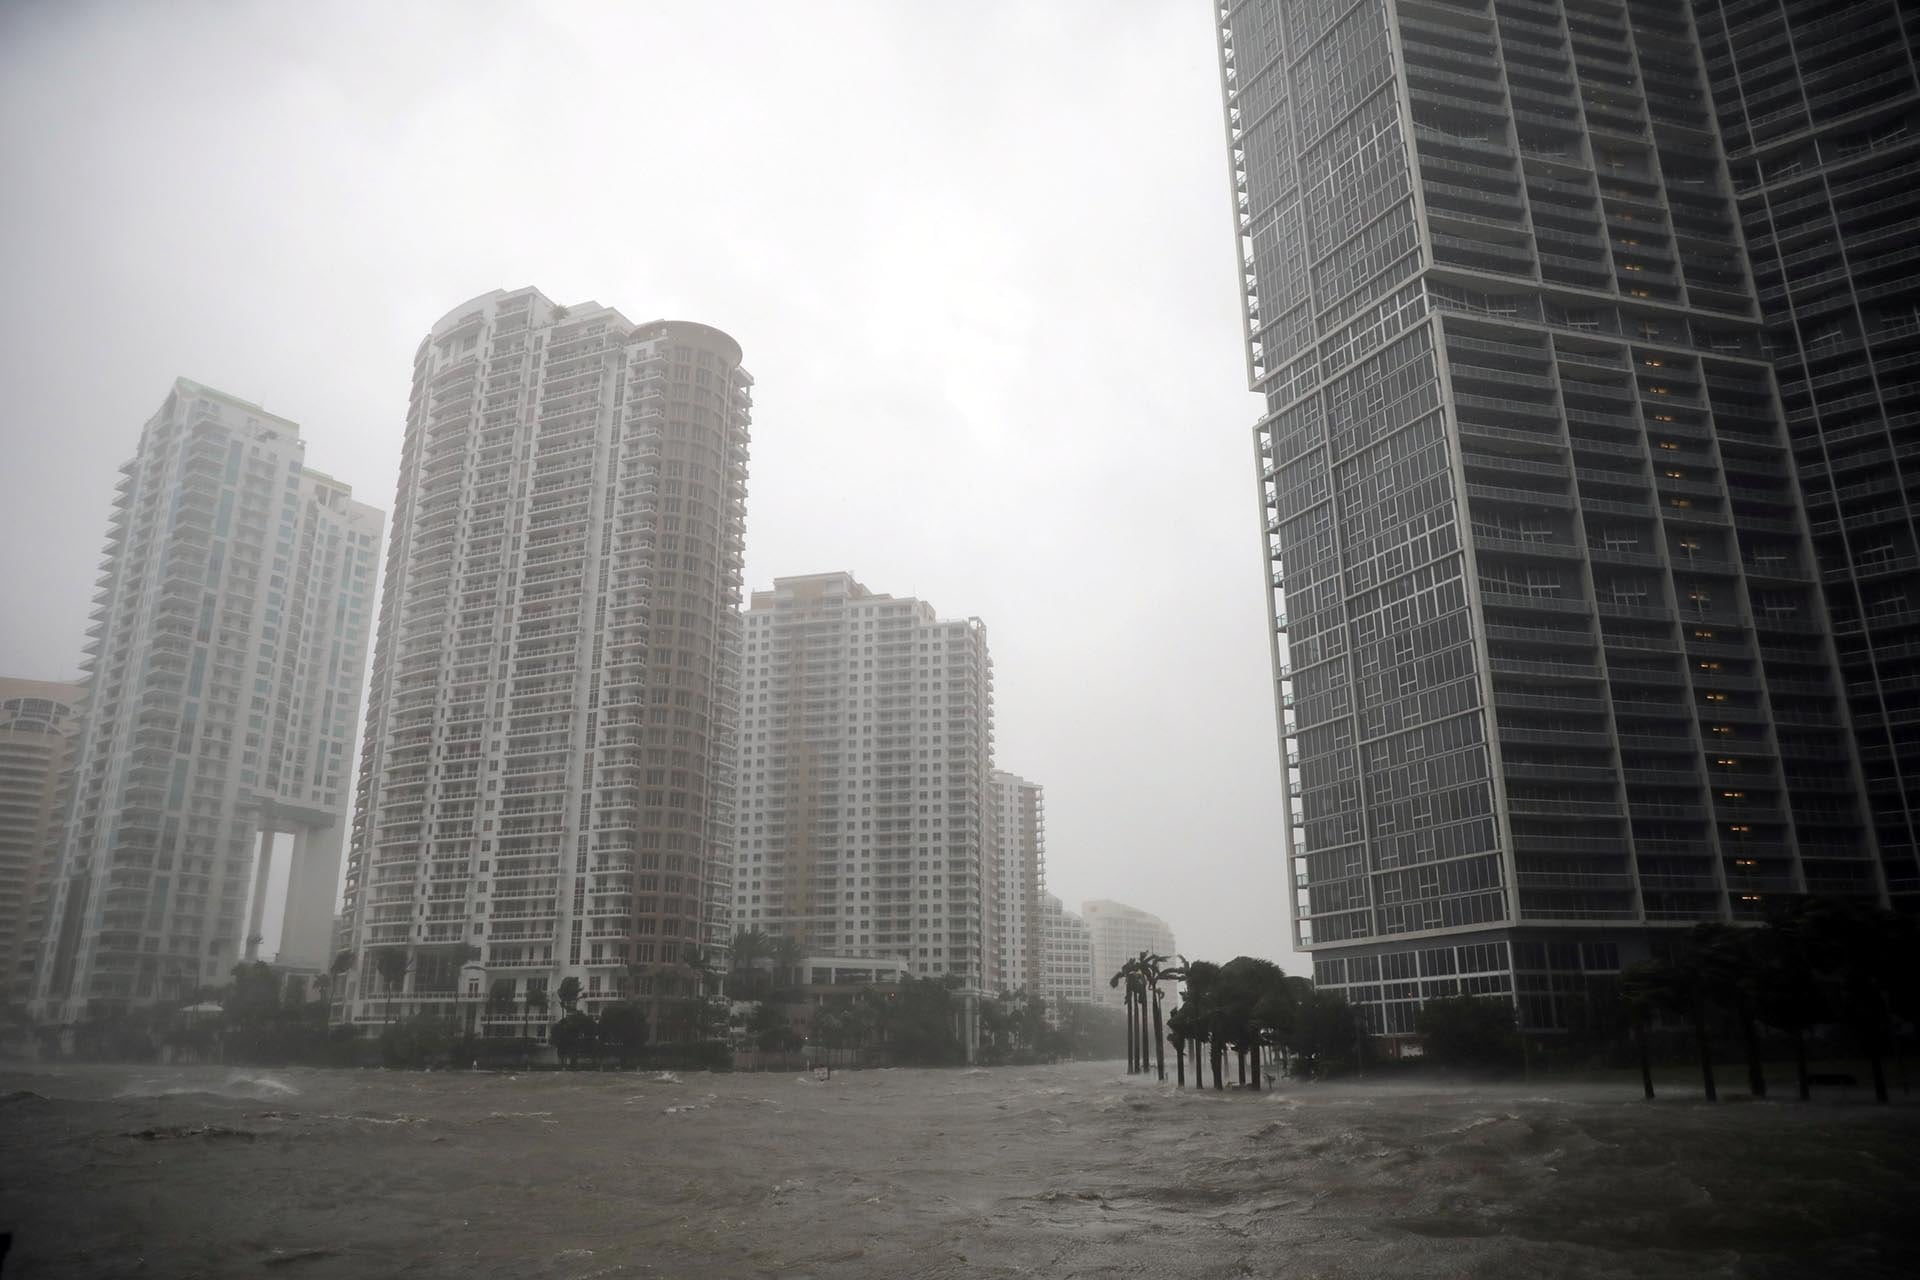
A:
[0, 0, 1294, 971]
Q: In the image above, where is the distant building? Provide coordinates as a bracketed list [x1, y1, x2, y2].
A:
[1082, 899, 1176, 1007]
[33, 381, 380, 1020]
[736, 573, 994, 990]
[1213, 0, 1904, 1036]
[989, 771, 1045, 995]
[1037, 892, 1094, 1012]
[339, 290, 752, 1038]
[0, 678, 84, 1005]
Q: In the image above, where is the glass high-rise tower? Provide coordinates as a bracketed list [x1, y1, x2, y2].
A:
[1215, 0, 1906, 1035]
[1693, 0, 1920, 905]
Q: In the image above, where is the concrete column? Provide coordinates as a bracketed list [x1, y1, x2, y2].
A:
[278, 826, 342, 971]
[244, 829, 276, 962]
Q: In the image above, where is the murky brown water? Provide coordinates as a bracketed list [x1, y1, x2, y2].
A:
[1, 1062, 1915, 1278]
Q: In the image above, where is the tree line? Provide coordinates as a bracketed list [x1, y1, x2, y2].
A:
[1403, 897, 1917, 1103]
[1110, 951, 1364, 1089]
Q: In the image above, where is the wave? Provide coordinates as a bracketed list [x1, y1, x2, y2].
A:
[112, 1070, 301, 1101]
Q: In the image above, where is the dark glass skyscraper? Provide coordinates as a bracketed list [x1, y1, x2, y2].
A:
[1215, 0, 1910, 1035]
[1693, 0, 1920, 906]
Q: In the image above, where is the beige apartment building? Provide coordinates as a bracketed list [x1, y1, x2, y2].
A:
[340, 289, 751, 1038]
[736, 573, 994, 990]
[989, 770, 1045, 995]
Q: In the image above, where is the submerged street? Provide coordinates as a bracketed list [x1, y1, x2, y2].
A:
[2, 1061, 1915, 1279]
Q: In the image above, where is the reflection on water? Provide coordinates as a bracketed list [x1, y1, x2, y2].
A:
[2, 1062, 1916, 1278]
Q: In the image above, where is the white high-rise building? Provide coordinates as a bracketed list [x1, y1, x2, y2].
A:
[1083, 898, 1177, 1008]
[1, 678, 84, 1005]
[341, 289, 751, 1037]
[989, 770, 1044, 995]
[736, 573, 993, 988]
[1038, 892, 1094, 1011]
[34, 381, 380, 1019]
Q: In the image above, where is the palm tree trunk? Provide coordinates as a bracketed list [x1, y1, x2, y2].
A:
[1692, 1008, 1717, 1102]
[1174, 1039, 1185, 1087]
[1249, 1042, 1261, 1092]
[1637, 1023, 1655, 1101]
[1137, 993, 1151, 1076]
[1739, 1007, 1766, 1098]
[1124, 992, 1136, 1073]
[1868, 1036, 1889, 1104]
[1792, 1028, 1810, 1101]
[1151, 994, 1166, 1082]
[1210, 1040, 1223, 1090]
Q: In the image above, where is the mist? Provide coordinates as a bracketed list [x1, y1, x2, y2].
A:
[0, 0, 1288, 967]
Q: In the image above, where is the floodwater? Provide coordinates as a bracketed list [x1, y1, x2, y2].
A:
[1, 1062, 1915, 1279]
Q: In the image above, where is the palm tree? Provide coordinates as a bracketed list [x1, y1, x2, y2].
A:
[1182, 960, 1223, 1089]
[1213, 957, 1283, 1092]
[1136, 952, 1181, 1082]
[1691, 923, 1767, 1098]
[1109, 957, 1142, 1073]
[730, 928, 772, 998]
[1619, 964, 1659, 1101]
[556, 976, 584, 1015]
[373, 947, 411, 1026]
[1251, 965, 1295, 1083]
[769, 934, 805, 992]
[521, 985, 549, 1048]
[1753, 906, 1831, 1101]
[486, 980, 517, 1040]
[1795, 897, 1909, 1104]
[1624, 955, 1716, 1101]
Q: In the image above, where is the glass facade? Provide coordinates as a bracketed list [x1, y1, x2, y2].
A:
[1695, 0, 1920, 907]
[1218, 0, 1900, 1033]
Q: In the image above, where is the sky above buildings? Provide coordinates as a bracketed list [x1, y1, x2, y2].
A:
[0, 1, 1293, 970]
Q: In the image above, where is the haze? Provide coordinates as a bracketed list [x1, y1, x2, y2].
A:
[0, 0, 1289, 968]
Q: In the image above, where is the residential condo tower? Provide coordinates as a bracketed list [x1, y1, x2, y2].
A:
[1215, 0, 1905, 1034]
[340, 290, 750, 1038]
